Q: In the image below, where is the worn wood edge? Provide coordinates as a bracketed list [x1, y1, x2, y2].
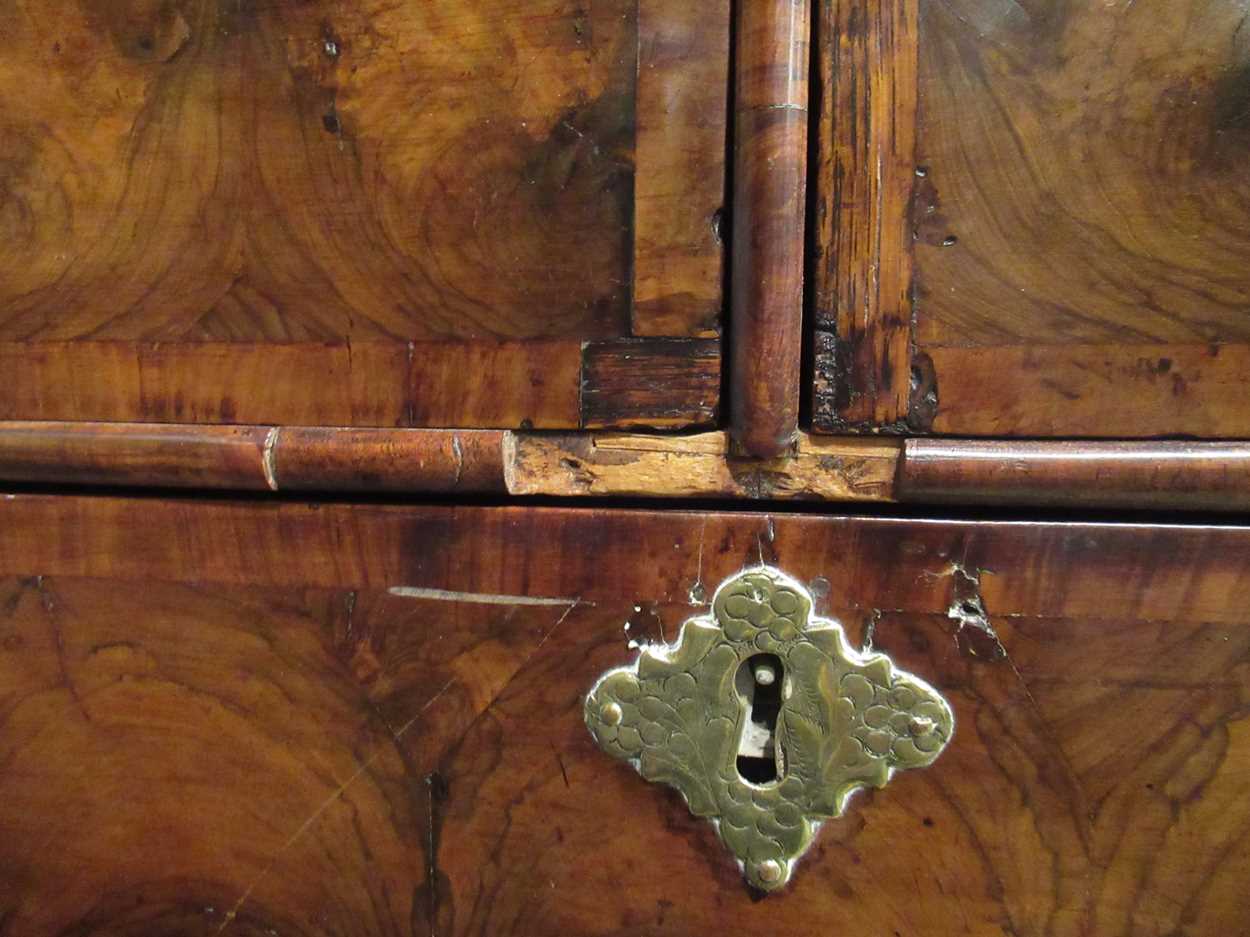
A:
[580, 338, 721, 430]
[810, 0, 919, 432]
[507, 431, 901, 500]
[900, 438, 1250, 511]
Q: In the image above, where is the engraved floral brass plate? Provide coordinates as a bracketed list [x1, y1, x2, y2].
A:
[585, 566, 954, 891]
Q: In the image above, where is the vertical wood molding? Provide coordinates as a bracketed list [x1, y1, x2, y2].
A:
[811, 0, 919, 432]
[730, 0, 811, 457]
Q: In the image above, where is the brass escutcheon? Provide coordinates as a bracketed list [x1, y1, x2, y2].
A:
[585, 566, 954, 892]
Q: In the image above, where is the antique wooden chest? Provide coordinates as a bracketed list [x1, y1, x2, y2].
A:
[0, 1, 1248, 935]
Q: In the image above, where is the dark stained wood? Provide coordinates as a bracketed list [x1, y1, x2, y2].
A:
[901, 438, 1250, 511]
[811, 0, 917, 430]
[0, 422, 275, 490]
[730, 0, 811, 457]
[0, 1, 728, 429]
[633, 0, 731, 338]
[1, 496, 1249, 933]
[581, 339, 720, 430]
[276, 427, 506, 493]
[812, 0, 1250, 438]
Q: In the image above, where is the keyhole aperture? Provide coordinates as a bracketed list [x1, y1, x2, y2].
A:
[735, 653, 785, 785]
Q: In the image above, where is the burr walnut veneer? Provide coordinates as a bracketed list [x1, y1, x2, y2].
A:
[1, 1, 1249, 935]
[2, 498, 1249, 936]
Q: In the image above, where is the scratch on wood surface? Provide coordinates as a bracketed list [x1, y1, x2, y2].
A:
[552, 744, 571, 788]
[450, 434, 464, 487]
[688, 517, 708, 605]
[863, 608, 882, 652]
[387, 587, 590, 607]
[215, 678, 456, 934]
[425, 772, 439, 934]
[261, 427, 279, 491]
[36, 576, 90, 722]
[439, 599, 582, 766]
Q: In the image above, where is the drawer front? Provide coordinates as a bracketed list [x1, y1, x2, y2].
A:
[0, 2, 726, 431]
[0, 496, 1247, 935]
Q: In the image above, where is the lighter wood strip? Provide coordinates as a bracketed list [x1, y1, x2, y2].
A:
[507, 431, 901, 501]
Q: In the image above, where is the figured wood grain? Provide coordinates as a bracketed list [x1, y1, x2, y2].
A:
[901, 438, 1250, 511]
[925, 344, 1250, 438]
[0, 1, 728, 429]
[0, 340, 586, 428]
[811, 0, 918, 430]
[811, 0, 1250, 438]
[908, 0, 1250, 437]
[0, 0, 636, 342]
[508, 431, 900, 500]
[633, 0, 731, 337]
[0, 341, 409, 426]
[408, 340, 582, 429]
[0, 497, 1248, 934]
[730, 0, 811, 457]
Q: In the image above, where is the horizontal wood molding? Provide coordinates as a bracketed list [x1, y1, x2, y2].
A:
[0, 423, 278, 491]
[6, 422, 1250, 510]
[900, 439, 1250, 512]
[275, 427, 507, 493]
[0, 423, 507, 494]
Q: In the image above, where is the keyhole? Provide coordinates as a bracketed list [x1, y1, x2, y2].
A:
[735, 654, 784, 785]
